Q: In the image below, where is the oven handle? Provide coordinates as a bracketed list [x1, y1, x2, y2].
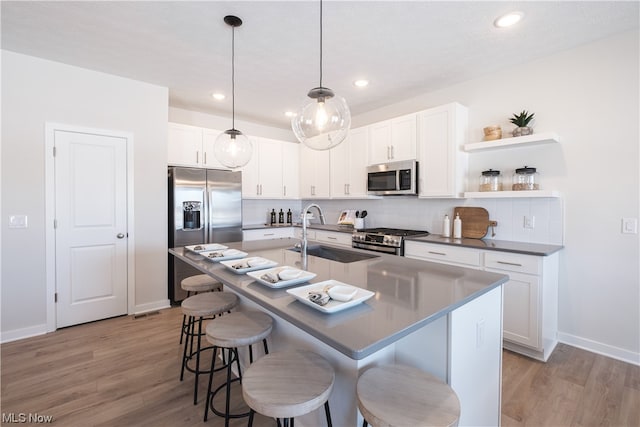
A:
[352, 242, 400, 255]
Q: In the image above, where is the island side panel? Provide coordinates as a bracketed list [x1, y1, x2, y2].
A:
[449, 285, 503, 426]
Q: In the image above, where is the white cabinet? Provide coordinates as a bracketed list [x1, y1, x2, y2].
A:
[330, 126, 369, 198]
[299, 144, 330, 198]
[417, 103, 468, 198]
[241, 138, 300, 199]
[405, 240, 559, 361]
[168, 123, 229, 169]
[281, 142, 300, 199]
[368, 113, 417, 165]
[243, 227, 294, 241]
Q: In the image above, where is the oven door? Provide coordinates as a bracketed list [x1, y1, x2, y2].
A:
[352, 241, 401, 255]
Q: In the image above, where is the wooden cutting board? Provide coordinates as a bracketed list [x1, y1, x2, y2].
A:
[453, 207, 492, 239]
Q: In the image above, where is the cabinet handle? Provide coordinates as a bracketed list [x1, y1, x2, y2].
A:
[390, 145, 394, 159]
[204, 152, 207, 164]
[196, 151, 199, 164]
[311, 185, 315, 196]
[346, 183, 350, 195]
[260, 184, 263, 195]
[497, 261, 523, 267]
[387, 146, 391, 159]
[264, 233, 275, 237]
[327, 236, 337, 240]
[283, 186, 287, 196]
[428, 251, 447, 256]
[344, 184, 347, 195]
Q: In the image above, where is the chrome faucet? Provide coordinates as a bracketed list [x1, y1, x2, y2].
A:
[300, 203, 326, 269]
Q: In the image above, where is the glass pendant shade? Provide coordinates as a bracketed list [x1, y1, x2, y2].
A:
[214, 129, 253, 169]
[292, 88, 351, 151]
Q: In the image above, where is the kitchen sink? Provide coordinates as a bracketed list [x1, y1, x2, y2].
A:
[288, 245, 379, 264]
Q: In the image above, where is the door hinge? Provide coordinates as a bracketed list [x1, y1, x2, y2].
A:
[54, 293, 58, 303]
[53, 146, 56, 157]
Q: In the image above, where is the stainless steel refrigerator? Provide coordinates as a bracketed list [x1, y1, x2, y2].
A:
[168, 166, 242, 302]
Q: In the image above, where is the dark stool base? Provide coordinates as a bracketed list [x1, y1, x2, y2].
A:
[248, 401, 333, 427]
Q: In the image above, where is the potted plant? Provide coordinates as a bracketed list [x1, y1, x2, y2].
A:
[509, 110, 535, 137]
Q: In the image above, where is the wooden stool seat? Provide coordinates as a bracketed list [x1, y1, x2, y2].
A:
[205, 311, 273, 348]
[357, 365, 460, 427]
[181, 274, 223, 292]
[181, 291, 238, 318]
[242, 350, 335, 421]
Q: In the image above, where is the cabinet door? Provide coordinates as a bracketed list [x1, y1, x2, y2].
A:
[418, 103, 468, 198]
[168, 123, 202, 166]
[389, 114, 417, 162]
[368, 121, 392, 165]
[495, 270, 541, 350]
[258, 138, 284, 198]
[299, 145, 330, 198]
[281, 142, 300, 199]
[329, 138, 349, 197]
[346, 127, 370, 197]
[240, 139, 261, 198]
[202, 128, 230, 170]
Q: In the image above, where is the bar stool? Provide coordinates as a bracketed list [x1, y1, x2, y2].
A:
[203, 310, 273, 426]
[179, 274, 223, 344]
[242, 350, 335, 427]
[356, 365, 460, 427]
[180, 291, 238, 405]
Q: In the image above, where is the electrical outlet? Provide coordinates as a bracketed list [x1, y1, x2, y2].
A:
[622, 218, 638, 234]
[9, 215, 28, 229]
[524, 215, 535, 229]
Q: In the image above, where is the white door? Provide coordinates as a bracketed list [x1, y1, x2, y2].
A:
[54, 130, 128, 328]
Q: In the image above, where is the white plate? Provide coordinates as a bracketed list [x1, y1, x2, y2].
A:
[201, 249, 248, 262]
[246, 266, 317, 289]
[185, 243, 228, 253]
[286, 280, 375, 313]
[220, 257, 278, 274]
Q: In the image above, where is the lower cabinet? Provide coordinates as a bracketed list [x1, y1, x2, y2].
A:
[313, 230, 352, 247]
[404, 241, 559, 361]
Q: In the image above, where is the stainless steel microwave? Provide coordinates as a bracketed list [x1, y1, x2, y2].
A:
[367, 160, 418, 195]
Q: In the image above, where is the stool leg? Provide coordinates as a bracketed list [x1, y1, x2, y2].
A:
[263, 338, 269, 355]
[194, 317, 206, 405]
[180, 315, 193, 381]
[223, 348, 237, 427]
[249, 344, 254, 364]
[362, 421, 368, 427]
[179, 291, 192, 344]
[204, 346, 219, 422]
[248, 409, 255, 427]
[324, 401, 333, 427]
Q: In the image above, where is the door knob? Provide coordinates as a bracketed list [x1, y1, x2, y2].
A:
[117, 233, 125, 239]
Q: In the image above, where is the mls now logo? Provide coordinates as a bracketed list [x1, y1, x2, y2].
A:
[2, 413, 53, 423]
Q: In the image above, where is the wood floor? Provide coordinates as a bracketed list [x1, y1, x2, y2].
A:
[1, 307, 638, 426]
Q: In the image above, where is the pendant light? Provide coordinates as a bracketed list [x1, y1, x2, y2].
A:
[214, 15, 253, 169]
[291, 0, 351, 150]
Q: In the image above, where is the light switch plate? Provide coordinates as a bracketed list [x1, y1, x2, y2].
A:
[622, 218, 638, 234]
[9, 214, 28, 229]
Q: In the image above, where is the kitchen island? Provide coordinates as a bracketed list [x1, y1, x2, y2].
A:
[170, 239, 508, 427]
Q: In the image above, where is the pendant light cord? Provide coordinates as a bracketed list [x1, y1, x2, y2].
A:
[231, 24, 236, 130]
[319, 0, 323, 88]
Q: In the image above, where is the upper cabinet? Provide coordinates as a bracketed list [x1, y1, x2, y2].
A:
[418, 103, 469, 198]
[242, 137, 300, 199]
[330, 126, 369, 198]
[368, 113, 417, 165]
[168, 122, 229, 169]
[299, 144, 330, 199]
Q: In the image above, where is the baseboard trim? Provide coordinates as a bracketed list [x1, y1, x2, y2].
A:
[557, 332, 640, 366]
[1, 323, 48, 344]
[134, 299, 171, 316]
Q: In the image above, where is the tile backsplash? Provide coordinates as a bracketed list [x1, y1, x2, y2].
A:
[243, 197, 563, 245]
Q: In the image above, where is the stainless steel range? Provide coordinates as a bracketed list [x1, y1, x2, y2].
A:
[352, 228, 430, 256]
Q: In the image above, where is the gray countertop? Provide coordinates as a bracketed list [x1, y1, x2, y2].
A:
[407, 234, 563, 256]
[169, 239, 507, 360]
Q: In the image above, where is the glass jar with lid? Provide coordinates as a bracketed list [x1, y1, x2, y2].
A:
[479, 169, 502, 192]
[512, 166, 540, 191]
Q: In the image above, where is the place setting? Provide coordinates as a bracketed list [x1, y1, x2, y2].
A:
[246, 266, 317, 289]
[220, 256, 278, 274]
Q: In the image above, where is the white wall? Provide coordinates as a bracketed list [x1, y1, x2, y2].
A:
[343, 30, 638, 363]
[1, 51, 169, 339]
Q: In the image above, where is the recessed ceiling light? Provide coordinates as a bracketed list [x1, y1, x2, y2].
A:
[212, 92, 225, 101]
[494, 11, 524, 28]
[354, 79, 369, 88]
[284, 111, 296, 118]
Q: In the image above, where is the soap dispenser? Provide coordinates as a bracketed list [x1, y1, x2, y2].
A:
[442, 215, 451, 238]
[453, 213, 462, 239]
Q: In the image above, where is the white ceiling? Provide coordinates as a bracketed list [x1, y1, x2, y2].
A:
[2, 1, 638, 130]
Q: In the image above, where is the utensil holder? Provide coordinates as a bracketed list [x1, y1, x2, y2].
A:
[354, 218, 364, 230]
